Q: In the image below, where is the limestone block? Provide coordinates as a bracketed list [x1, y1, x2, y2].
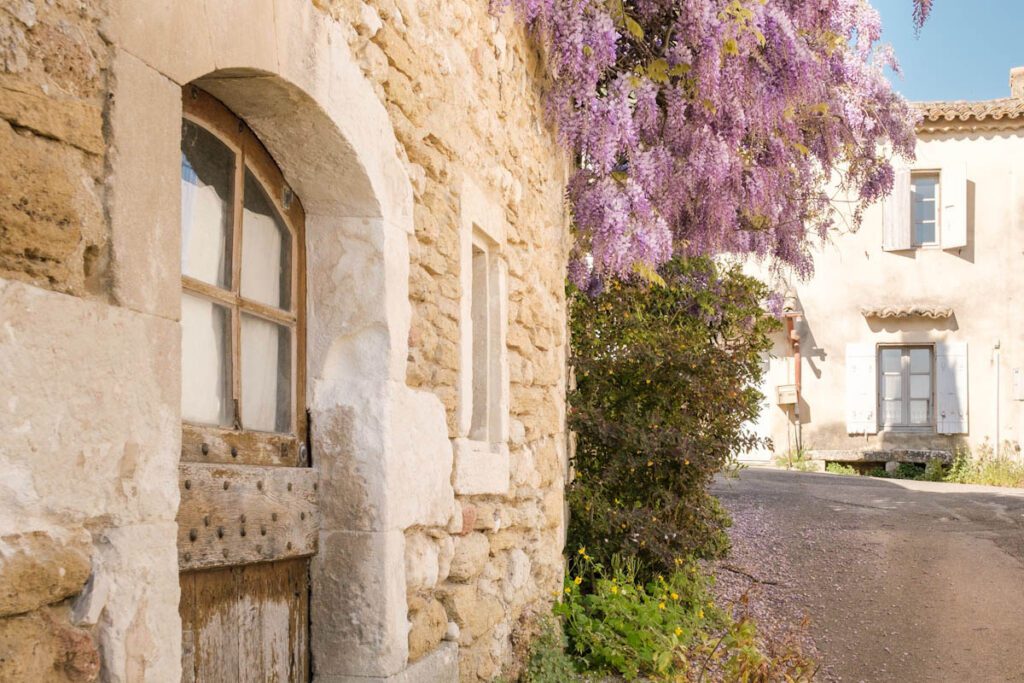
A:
[312, 530, 407, 678]
[448, 532, 490, 582]
[405, 533, 440, 592]
[0, 528, 91, 617]
[0, 607, 100, 682]
[103, 0, 215, 85]
[407, 595, 447, 661]
[89, 523, 181, 683]
[502, 549, 532, 604]
[107, 49, 181, 320]
[389, 386, 457, 530]
[0, 121, 104, 295]
[436, 583, 503, 641]
[452, 439, 510, 496]
[437, 535, 455, 584]
[0, 74, 103, 154]
[0, 279, 180, 529]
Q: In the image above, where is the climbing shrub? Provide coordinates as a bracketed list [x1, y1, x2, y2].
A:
[567, 257, 778, 575]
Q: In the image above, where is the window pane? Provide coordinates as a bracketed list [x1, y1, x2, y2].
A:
[883, 374, 902, 400]
[181, 293, 233, 427]
[910, 400, 930, 425]
[882, 400, 902, 425]
[881, 349, 901, 373]
[910, 348, 931, 374]
[913, 201, 936, 222]
[241, 169, 292, 310]
[469, 245, 490, 442]
[914, 221, 936, 244]
[241, 314, 292, 433]
[181, 120, 234, 288]
[912, 176, 937, 200]
[910, 374, 930, 399]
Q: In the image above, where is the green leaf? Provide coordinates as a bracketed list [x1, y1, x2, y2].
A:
[631, 262, 666, 287]
[624, 15, 644, 40]
[646, 58, 670, 84]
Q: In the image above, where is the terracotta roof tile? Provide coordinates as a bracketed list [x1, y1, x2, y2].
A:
[915, 98, 1024, 126]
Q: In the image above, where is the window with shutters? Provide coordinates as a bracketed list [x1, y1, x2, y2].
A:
[878, 346, 933, 431]
[179, 87, 307, 463]
[883, 163, 967, 252]
[911, 172, 940, 247]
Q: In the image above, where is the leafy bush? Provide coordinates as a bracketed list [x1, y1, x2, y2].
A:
[553, 553, 814, 681]
[825, 462, 857, 476]
[568, 257, 778, 575]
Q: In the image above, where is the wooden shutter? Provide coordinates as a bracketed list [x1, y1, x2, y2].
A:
[940, 162, 968, 249]
[882, 166, 912, 251]
[936, 341, 969, 434]
[846, 343, 878, 434]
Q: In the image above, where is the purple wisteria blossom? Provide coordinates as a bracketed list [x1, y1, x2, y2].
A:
[503, 0, 921, 286]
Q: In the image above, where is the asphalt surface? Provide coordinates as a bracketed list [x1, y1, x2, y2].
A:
[712, 468, 1024, 682]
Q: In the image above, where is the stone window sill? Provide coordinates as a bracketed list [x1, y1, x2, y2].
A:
[451, 438, 510, 495]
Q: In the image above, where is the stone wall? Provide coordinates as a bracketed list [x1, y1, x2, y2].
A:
[318, 1, 571, 678]
[1, 0, 569, 680]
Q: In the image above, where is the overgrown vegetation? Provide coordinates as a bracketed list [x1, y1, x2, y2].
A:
[836, 444, 1024, 488]
[552, 554, 814, 682]
[824, 462, 857, 476]
[945, 445, 1024, 488]
[568, 257, 778, 576]
[524, 258, 813, 681]
[775, 447, 819, 473]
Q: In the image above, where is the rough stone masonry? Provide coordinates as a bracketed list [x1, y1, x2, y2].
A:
[0, 0, 571, 681]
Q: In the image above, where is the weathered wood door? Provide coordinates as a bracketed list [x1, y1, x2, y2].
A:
[177, 87, 317, 682]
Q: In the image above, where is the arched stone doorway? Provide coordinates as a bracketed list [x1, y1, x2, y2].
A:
[104, 1, 457, 678]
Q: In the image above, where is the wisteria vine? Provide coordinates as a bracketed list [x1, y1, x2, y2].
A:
[503, 0, 931, 288]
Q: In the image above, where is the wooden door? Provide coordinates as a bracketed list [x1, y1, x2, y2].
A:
[177, 87, 317, 682]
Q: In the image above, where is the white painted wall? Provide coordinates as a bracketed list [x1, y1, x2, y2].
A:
[760, 125, 1024, 460]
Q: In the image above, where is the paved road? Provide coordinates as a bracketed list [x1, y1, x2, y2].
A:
[712, 468, 1024, 682]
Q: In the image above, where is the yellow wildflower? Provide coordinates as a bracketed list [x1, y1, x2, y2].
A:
[671, 592, 679, 601]
[578, 546, 587, 555]
[674, 627, 683, 636]
[564, 587, 572, 594]
[658, 602, 666, 610]
[610, 585, 619, 594]
[574, 576, 582, 585]
[698, 609, 704, 619]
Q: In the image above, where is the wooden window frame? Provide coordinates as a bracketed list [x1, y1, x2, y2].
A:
[878, 345, 934, 433]
[180, 86, 307, 467]
[911, 170, 941, 248]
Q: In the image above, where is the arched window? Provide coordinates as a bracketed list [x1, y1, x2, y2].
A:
[179, 86, 306, 463]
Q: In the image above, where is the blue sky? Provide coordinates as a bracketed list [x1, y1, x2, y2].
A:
[873, 0, 1024, 102]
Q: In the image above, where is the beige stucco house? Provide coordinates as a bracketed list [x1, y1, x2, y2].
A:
[747, 68, 1024, 470]
[0, 1, 570, 681]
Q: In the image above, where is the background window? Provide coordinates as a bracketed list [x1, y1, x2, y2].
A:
[879, 346, 933, 429]
[911, 172, 939, 246]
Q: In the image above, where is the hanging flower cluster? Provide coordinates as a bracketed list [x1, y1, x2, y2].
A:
[504, 0, 921, 288]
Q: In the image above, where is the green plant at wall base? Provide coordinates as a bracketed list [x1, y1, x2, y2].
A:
[825, 462, 857, 476]
[568, 257, 779, 576]
[776, 447, 819, 473]
[945, 444, 1024, 488]
[520, 616, 580, 683]
[552, 553, 814, 682]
